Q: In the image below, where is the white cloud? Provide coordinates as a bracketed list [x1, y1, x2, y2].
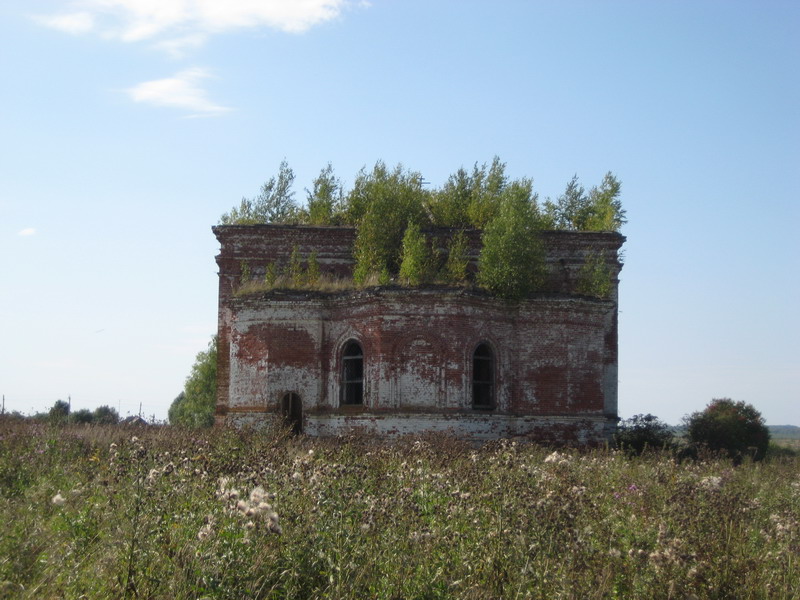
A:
[152, 33, 208, 59]
[35, 1, 361, 114]
[35, 12, 95, 35]
[36, 0, 348, 47]
[18, 228, 36, 236]
[125, 68, 231, 116]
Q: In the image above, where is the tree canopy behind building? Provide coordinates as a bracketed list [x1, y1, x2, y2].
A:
[169, 336, 218, 428]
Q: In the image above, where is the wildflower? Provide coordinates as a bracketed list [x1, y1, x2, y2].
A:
[130, 436, 139, 443]
[699, 476, 722, 490]
[51, 493, 66, 506]
[217, 477, 230, 494]
[544, 451, 570, 465]
[197, 523, 213, 541]
[249, 486, 267, 504]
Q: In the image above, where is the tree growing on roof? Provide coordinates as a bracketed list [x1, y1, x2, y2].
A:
[349, 162, 430, 284]
[477, 192, 546, 300]
[306, 162, 345, 225]
[219, 159, 298, 225]
[544, 172, 625, 232]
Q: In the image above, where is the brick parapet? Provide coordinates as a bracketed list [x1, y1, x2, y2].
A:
[213, 224, 624, 444]
[213, 225, 625, 297]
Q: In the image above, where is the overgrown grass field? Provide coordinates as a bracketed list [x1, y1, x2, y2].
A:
[0, 420, 797, 599]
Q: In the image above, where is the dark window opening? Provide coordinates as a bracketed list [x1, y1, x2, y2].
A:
[342, 341, 364, 406]
[281, 392, 303, 435]
[472, 343, 494, 409]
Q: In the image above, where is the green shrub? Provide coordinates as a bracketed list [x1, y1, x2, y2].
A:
[70, 409, 94, 424]
[289, 245, 304, 285]
[614, 413, 674, 454]
[577, 250, 613, 299]
[306, 251, 321, 285]
[684, 398, 771, 461]
[93, 405, 119, 425]
[443, 230, 470, 283]
[349, 162, 429, 284]
[240, 260, 252, 284]
[264, 261, 278, 286]
[398, 222, 432, 285]
[477, 194, 546, 300]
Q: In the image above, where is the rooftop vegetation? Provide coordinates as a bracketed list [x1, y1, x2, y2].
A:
[221, 158, 625, 300]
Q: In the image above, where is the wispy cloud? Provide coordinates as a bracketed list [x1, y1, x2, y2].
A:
[152, 33, 208, 59]
[35, 12, 95, 35]
[18, 228, 36, 236]
[125, 68, 231, 116]
[35, 1, 360, 116]
[36, 0, 348, 47]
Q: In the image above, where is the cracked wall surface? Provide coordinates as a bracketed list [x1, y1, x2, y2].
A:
[214, 225, 624, 445]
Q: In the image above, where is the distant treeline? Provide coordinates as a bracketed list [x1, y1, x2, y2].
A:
[668, 424, 799, 439]
[1, 400, 126, 425]
[767, 425, 800, 439]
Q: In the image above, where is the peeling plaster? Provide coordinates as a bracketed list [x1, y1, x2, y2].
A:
[214, 225, 625, 445]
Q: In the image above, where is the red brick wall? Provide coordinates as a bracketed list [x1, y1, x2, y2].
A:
[213, 225, 625, 443]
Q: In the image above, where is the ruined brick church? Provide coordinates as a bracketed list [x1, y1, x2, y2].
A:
[214, 225, 624, 444]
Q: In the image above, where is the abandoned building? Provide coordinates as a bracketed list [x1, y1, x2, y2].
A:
[214, 224, 625, 444]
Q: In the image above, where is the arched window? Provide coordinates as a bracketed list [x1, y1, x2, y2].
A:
[472, 343, 494, 409]
[341, 341, 364, 405]
[281, 392, 303, 435]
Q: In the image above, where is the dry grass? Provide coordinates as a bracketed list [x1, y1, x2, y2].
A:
[1, 420, 798, 599]
[234, 272, 474, 297]
[236, 273, 360, 295]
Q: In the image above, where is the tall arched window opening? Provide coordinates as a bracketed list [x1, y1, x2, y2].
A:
[472, 343, 494, 409]
[341, 341, 364, 406]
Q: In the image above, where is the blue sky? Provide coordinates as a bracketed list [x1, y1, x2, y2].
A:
[1, 1, 798, 425]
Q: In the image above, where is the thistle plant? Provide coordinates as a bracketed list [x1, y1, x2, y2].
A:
[0, 420, 796, 599]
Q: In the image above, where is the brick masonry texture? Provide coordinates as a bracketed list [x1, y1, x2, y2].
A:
[214, 225, 625, 445]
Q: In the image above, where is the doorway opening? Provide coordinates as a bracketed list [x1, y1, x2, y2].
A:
[281, 392, 303, 434]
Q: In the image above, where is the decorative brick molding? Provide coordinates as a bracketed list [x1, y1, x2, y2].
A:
[214, 225, 625, 444]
